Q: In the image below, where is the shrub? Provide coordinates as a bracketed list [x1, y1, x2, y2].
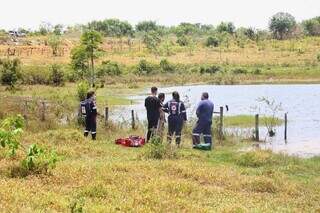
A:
[0, 58, 22, 89]
[21, 66, 50, 85]
[135, 59, 154, 75]
[231, 68, 248, 74]
[176, 35, 189, 46]
[97, 61, 122, 77]
[317, 53, 320, 62]
[237, 150, 278, 167]
[205, 36, 220, 47]
[253, 68, 262, 75]
[144, 137, 178, 159]
[160, 59, 175, 73]
[200, 65, 221, 74]
[77, 81, 90, 101]
[49, 64, 65, 86]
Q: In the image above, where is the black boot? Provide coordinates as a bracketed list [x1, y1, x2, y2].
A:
[92, 133, 96, 140]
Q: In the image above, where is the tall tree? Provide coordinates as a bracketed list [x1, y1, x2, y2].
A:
[71, 30, 103, 86]
[269, 12, 296, 40]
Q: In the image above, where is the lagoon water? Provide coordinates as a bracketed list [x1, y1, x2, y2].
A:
[114, 84, 320, 157]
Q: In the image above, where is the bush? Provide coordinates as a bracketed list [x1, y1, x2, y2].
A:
[97, 61, 122, 77]
[21, 66, 50, 85]
[144, 137, 178, 159]
[49, 64, 65, 86]
[200, 65, 221, 74]
[160, 59, 175, 73]
[135, 59, 154, 75]
[176, 35, 189, 46]
[253, 68, 262, 75]
[77, 81, 90, 101]
[205, 36, 220, 47]
[0, 58, 22, 89]
[317, 53, 320, 62]
[236, 150, 278, 167]
[231, 68, 248, 74]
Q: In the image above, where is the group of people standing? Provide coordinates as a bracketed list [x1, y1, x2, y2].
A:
[145, 87, 214, 149]
[80, 86, 215, 149]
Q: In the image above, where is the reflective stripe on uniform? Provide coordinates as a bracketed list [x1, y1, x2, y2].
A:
[84, 130, 89, 133]
[192, 133, 201, 136]
[203, 134, 212, 138]
[91, 132, 96, 134]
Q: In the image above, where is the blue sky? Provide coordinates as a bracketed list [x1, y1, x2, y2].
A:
[1, 0, 319, 30]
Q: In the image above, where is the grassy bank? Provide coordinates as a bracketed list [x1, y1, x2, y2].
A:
[0, 127, 319, 212]
[224, 115, 283, 128]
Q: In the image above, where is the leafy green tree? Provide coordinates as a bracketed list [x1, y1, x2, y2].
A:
[48, 35, 62, 56]
[49, 64, 65, 86]
[302, 17, 320, 36]
[244, 27, 257, 40]
[269, 12, 296, 40]
[136, 21, 159, 33]
[88, 19, 133, 37]
[0, 58, 22, 89]
[174, 23, 198, 37]
[97, 61, 122, 76]
[70, 45, 89, 79]
[143, 31, 162, 55]
[217, 22, 235, 34]
[71, 30, 103, 86]
[205, 36, 220, 47]
[53, 24, 64, 35]
[176, 35, 189, 46]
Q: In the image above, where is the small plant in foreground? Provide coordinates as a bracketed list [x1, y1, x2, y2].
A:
[144, 136, 178, 159]
[0, 115, 57, 175]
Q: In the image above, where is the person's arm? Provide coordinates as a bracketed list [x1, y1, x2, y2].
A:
[91, 101, 97, 116]
[162, 101, 169, 113]
[180, 102, 187, 121]
[196, 102, 202, 118]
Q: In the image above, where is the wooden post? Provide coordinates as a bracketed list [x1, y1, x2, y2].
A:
[105, 107, 109, 126]
[255, 114, 259, 141]
[41, 101, 46, 121]
[284, 113, 288, 141]
[23, 100, 28, 126]
[219, 106, 224, 140]
[131, 110, 135, 129]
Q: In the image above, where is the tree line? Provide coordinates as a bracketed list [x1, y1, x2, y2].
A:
[1, 13, 320, 40]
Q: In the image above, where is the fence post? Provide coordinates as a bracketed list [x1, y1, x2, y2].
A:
[284, 113, 288, 141]
[131, 110, 135, 129]
[255, 114, 259, 141]
[41, 101, 46, 121]
[23, 100, 28, 126]
[105, 107, 109, 126]
[219, 106, 224, 140]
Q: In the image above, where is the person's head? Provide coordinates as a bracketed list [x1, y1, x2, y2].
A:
[87, 91, 95, 99]
[151, 87, 158, 96]
[158, 93, 165, 102]
[172, 91, 180, 102]
[201, 92, 209, 101]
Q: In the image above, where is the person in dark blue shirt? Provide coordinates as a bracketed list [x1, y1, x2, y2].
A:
[82, 91, 98, 140]
[163, 91, 187, 146]
[192, 92, 214, 149]
[145, 87, 162, 142]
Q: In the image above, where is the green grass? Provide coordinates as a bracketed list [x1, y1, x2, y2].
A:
[224, 115, 283, 128]
[0, 127, 319, 212]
